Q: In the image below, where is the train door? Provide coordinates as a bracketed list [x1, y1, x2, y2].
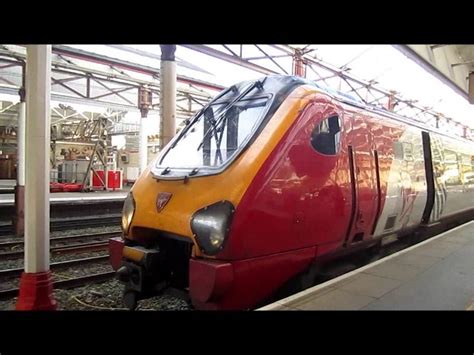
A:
[343, 113, 379, 244]
[429, 135, 447, 222]
[301, 100, 353, 250]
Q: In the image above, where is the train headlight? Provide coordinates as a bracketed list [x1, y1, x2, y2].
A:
[191, 201, 235, 255]
[122, 192, 136, 235]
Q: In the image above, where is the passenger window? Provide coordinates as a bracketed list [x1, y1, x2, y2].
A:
[311, 115, 341, 155]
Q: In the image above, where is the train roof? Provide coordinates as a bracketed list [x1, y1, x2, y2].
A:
[256, 75, 473, 145]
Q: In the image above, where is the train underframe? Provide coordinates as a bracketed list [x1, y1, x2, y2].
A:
[109, 208, 474, 310]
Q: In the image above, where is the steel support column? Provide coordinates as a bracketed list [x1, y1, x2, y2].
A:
[385, 91, 397, 111]
[292, 49, 306, 78]
[16, 45, 57, 310]
[138, 86, 152, 174]
[160, 45, 177, 148]
[469, 72, 474, 104]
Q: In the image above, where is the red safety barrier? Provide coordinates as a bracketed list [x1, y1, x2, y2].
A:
[91, 170, 123, 190]
[49, 182, 83, 193]
[62, 183, 83, 192]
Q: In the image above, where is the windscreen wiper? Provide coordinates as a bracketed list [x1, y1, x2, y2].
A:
[197, 78, 266, 153]
[167, 85, 238, 151]
[213, 106, 240, 165]
[202, 108, 221, 165]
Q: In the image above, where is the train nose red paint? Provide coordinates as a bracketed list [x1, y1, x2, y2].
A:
[189, 259, 234, 304]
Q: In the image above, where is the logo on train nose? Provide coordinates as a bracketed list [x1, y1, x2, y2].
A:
[156, 192, 172, 212]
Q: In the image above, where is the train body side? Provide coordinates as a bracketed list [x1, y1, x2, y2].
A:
[113, 79, 474, 310]
[193, 91, 474, 309]
[426, 133, 474, 221]
[365, 111, 474, 235]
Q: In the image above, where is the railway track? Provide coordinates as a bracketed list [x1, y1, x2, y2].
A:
[0, 231, 121, 250]
[0, 255, 109, 279]
[0, 198, 125, 225]
[1, 218, 469, 308]
[0, 230, 121, 302]
[0, 240, 111, 260]
[0, 271, 115, 300]
[0, 215, 121, 235]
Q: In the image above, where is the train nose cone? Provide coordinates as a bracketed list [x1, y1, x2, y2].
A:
[116, 265, 132, 283]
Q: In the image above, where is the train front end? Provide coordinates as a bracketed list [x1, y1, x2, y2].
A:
[109, 75, 313, 310]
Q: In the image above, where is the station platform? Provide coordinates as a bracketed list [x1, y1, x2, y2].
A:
[258, 220, 474, 310]
[0, 189, 128, 206]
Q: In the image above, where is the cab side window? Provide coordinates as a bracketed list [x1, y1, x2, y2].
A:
[311, 115, 341, 155]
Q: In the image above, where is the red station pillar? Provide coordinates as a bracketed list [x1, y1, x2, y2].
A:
[16, 45, 57, 310]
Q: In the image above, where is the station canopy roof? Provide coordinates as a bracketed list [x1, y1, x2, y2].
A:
[0, 45, 473, 136]
[67, 45, 474, 129]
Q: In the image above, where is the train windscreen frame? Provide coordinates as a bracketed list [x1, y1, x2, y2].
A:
[157, 95, 270, 170]
[151, 76, 305, 180]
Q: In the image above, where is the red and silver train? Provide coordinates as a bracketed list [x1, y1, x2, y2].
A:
[109, 75, 474, 310]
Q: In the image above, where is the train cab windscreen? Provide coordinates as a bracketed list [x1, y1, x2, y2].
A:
[154, 80, 272, 178]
